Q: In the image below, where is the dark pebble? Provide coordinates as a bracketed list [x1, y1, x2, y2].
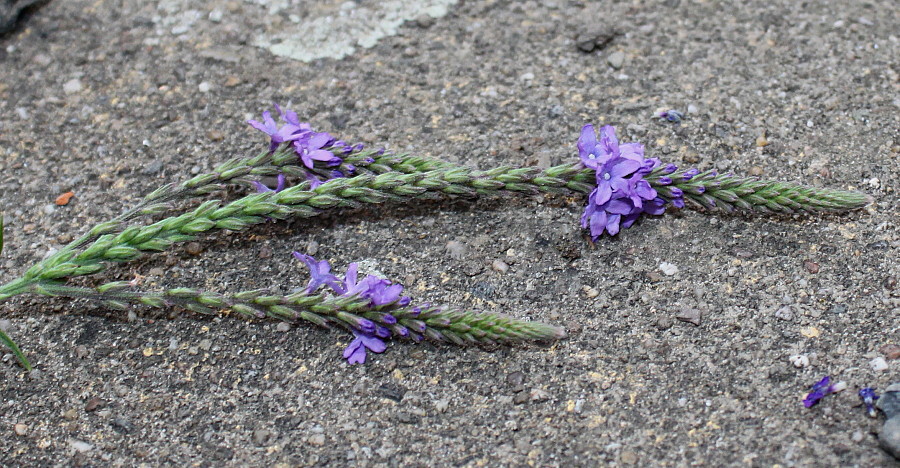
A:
[376, 383, 406, 402]
[111, 417, 134, 434]
[185, 242, 203, 256]
[877, 384, 900, 419]
[506, 371, 525, 386]
[396, 412, 420, 424]
[803, 260, 820, 273]
[85, 397, 104, 412]
[676, 308, 702, 326]
[880, 417, 900, 460]
[575, 25, 618, 52]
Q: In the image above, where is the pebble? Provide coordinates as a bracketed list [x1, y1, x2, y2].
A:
[507, 371, 525, 386]
[803, 260, 820, 274]
[755, 133, 768, 147]
[276, 322, 291, 332]
[445, 240, 467, 260]
[575, 25, 617, 52]
[774, 306, 794, 321]
[185, 242, 203, 256]
[308, 434, 326, 446]
[198, 81, 212, 93]
[582, 285, 599, 298]
[306, 240, 319, 256]
[659, 262, 679, 276]
[881, 418, 900, 460]
[253, 429, 272, 446]
[607, 51, 625, 69]
[198, 339, 212, 351]
[789, 354, 810, 368]
[676, 308, 702, 326]
[880, 344, 900, 360]
[656, 316, 674, 330]
[206, 129, 225, 141]
[491, 259, 509, 274]
[14, 423, 27, 436]
[69, 439, 93, 453]
[223, 76, 241, 87]
[851, 430, 864, 443]
[620, 451, 638, 465]
[85, 397, 103, 412]
[434, 399, 449, 413]
[63, 409, 78, 420]
[878, 384, 900, 418]
[871, 357, 889, 372]
[63, 79, 83, 95]
[0, 319, 10, 332]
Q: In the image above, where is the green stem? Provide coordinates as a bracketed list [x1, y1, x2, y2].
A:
[34, 281, 564, 345]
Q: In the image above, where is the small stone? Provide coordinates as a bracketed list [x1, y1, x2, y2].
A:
[198, 81, 212, 93]
[507, 371, 525, 387]
[207, 129, 225, 141]
[308, 434, 325, 446]
[519, 72, 534, 82]
[789, 354, 810, 368]
[607, 51, 625, 69]
[676, 308, 702, 326]
[445, 241, 467, 260]
[880, 418, 900, 460]
[659, 262, 679, 276]
[748, 166, 764, 176]
[306, 240, 319, 256]
[415, 14, 435, 28]
[583, 285, 599, 298]
[0, 319, 10, 332]
[851, 430, 865, 443]
[253, 429, 272, 446]
[63, 79, 83, 95]
[434, 399, 449, 413]
[576, 25, 617, 52]
[803, 260, 820, 273]
[198, 339, 212, 351]
[656, 316, 674, 330]
[871, 357, 889, 372]
[63, 409, 78, 420]
[514, 392, 529, 405]
[69, 439, 93, 453]
[755, 133, 768, 147]
[774, 306, 794, 321]
[491, 259, 509, 274]
[620, 451, 638, 465]
[85, 397, 103, 412]
[879, 344, 900, 360]
[877, 384, 900, 418]
[530, 388, 550, 402]
[14, 423, 27, 436]
[111, 417, 134, 434]
[276, 322, 291, 332]
[185, 242, 203, 256]
[223, 76, 241, 87]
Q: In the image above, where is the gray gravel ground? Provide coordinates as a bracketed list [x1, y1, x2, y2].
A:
[1, 0, 898, 466]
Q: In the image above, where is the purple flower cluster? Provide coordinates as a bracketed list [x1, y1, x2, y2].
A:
[248, 105, 370, 188]
[294, 252, 421, 365]
[578, 124, 683, 239]
[802, 376, 846, 408]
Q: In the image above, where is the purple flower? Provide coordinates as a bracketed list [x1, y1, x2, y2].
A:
[803, 376, 846, 408]
[253, 174, 286, 193]
[594, 156, 643, 206]
[248, 110, 304, 152]
[656, 110, 684, 123]
[292, 252, 343, 294]
[294, 132, 342, 170]
[682, 168, 699, 181]
[343, 330, 386, 365]
[581, 195, 635, 238]
[859, 388, 879, 417]
[578, 124, 645, 170]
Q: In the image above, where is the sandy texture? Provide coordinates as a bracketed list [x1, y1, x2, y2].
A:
[1, 0, 898, 466]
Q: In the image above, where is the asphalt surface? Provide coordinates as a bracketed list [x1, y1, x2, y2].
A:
[0, 0, 898, 466]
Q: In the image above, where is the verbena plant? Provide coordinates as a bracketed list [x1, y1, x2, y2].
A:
[0, 107, 870, 370]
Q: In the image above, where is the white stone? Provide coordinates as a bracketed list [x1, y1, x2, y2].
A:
[659, 262, 679, 276]
[871, 356, 889, 371]
[789, 354, 810, 368]
[63, 79, 82, 95]
[198, 81, 211, 93]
